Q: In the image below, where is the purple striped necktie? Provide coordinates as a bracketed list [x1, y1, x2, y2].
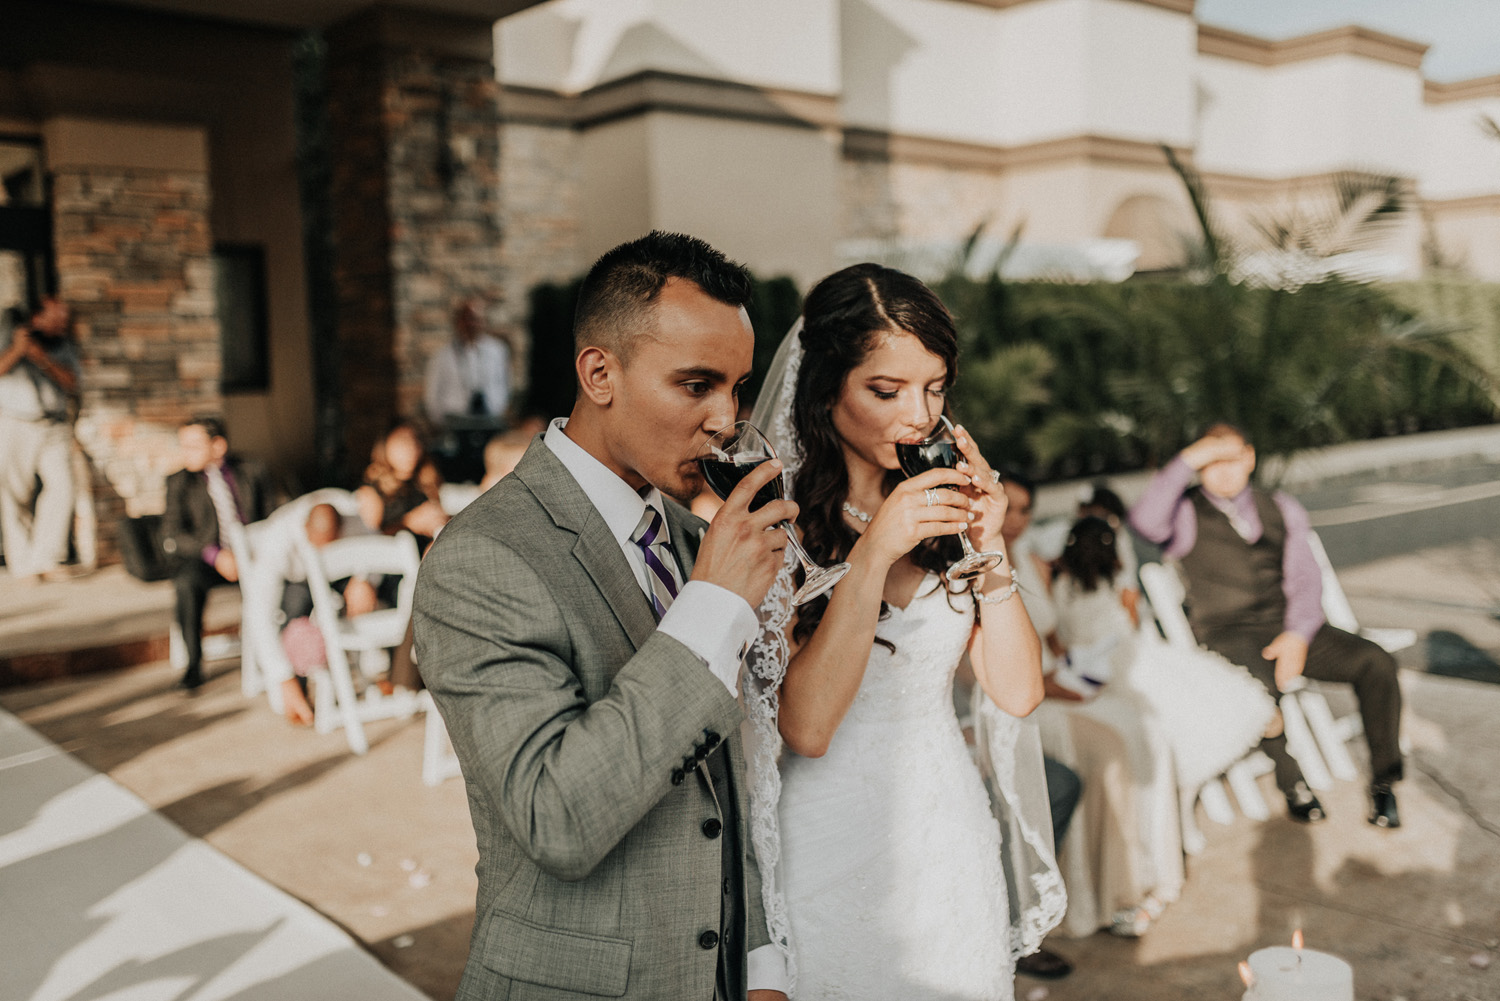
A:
[630, 506, 680, 619]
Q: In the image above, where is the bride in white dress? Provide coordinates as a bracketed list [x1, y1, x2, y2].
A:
[743, 264, 1065, 1000]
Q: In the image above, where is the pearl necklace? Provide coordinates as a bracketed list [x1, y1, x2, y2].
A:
[842, 501, 873, 524]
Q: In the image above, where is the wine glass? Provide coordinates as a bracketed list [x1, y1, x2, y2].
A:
[699, 422, 850, 605]
[896, 415, 1005, 582]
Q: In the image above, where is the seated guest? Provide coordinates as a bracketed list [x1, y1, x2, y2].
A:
[1129, 424, 1405, 828]
[1076, 482, 1140, 622]
[277, 502, 380, 724]
[356, 421, 448, 549]
[1006, 491, 1184, 940]
[478, 428, 531, 492]
[163, 415, 274, 690]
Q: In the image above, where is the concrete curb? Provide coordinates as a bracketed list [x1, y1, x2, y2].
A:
[1035, 423, 1500, 519]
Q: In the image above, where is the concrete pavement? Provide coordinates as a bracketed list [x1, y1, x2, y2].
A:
[0, 704, 431, 1001]
[2, 423, 1498, 1000]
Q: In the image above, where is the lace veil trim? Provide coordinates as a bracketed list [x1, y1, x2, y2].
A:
[743, 318, 804, 989]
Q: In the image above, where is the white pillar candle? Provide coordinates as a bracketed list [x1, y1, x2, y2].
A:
[1241, 945, 1354, 1001]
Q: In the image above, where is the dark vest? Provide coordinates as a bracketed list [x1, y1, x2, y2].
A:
[1179, 486, 1286, 636]
[703, 741, 745, 1001]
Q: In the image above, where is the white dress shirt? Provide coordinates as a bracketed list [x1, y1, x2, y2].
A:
[424, 335, 511, 422]
[543, 419, 757, 695]
[543, 420, 787, 994]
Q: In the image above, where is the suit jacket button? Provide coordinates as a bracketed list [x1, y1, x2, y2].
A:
[701, 818, 722, 839]
[703, 730, 721, 750]
[698, 930, 719, 950]
[671, 768, 685, 786]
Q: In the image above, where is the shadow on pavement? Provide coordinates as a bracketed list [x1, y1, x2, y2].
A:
[1425, 630, 1500, 685]
[3, 812, 190, 1001]
[158, 752, 355, 839]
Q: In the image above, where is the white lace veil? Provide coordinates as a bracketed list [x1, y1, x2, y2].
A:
[743, 320, 1066, 985]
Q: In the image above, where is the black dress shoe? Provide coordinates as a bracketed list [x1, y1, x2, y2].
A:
[1285, 782, 1326, 823]
[1015, 947, 1072, 980]
[1368, 783, 1400, 828]
[178, 668, 205, 691]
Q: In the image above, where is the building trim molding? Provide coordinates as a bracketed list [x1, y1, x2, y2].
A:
[1424, 75, 1500, 104]
[1423, 192, 1500, 214]
[948, 0, 1194, 14]
[843, 127, 1190, 172]
[500, 71, 840, 132]
[42, 116, 208, 172]
[1198, 23, 1428, 71]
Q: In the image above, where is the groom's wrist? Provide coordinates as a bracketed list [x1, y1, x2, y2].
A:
[747, 944, 790, 994]
[657, 581, 758, 696]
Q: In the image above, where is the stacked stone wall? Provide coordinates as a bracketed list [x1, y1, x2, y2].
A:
[327, 36, 398, 478]
[386, 52, 504, 422]
[51, 166, 220, 561]
[327, 28, 505, 471]
[496, 119, 583, 393]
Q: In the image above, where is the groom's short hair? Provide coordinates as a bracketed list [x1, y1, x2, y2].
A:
[573, 231, 752, 363]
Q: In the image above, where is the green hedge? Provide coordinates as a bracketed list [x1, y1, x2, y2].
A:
[525, 270, 1499, 480]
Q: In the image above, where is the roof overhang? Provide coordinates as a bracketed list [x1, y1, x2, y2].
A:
[85, 0, 545, 31]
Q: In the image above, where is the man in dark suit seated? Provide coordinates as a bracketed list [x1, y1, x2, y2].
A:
[163, 416, 274, 690]
[1130, 423, 1404, 828]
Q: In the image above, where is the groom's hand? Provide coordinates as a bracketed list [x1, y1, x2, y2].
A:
[691, 458, 796, 610]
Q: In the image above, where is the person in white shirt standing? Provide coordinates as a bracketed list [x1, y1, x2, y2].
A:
[423, 297, 511, 422]
[0, 296, 79, 582]
[424, 297, 512, 483]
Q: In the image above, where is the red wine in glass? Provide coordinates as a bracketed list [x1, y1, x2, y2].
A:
[897, 415, 1005, 582]
[698, 422, 850, 605]
[698, 457, 784, 513]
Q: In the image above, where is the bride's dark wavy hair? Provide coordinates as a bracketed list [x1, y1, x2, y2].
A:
[790, 263, 969, 647]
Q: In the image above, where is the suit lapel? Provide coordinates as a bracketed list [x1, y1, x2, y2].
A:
[572, 521, 658, 650]
[514, 439, 659, 651]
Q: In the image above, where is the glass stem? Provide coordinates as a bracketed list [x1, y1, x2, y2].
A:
[780, 520, 822, 573]
[957, 527, 979, 558]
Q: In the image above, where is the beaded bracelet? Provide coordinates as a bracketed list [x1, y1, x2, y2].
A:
[978, 566, 1020, 605]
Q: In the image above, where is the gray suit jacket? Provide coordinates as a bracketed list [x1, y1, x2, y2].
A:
[414, 439, 769, 1000]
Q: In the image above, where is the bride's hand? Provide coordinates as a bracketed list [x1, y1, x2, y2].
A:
[952, 424, 1008, 552]
[857, 467, 972, 567]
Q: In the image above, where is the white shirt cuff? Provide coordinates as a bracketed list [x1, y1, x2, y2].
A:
[656, 581, 757, 696]
[747, 944, 790, 995]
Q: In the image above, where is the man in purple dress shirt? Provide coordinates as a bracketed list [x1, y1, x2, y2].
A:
[1130, 424, 1402, 828]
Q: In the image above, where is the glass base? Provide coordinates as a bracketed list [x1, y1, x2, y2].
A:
[793, 561, 851, 605]
[944, 550, 1005, 582]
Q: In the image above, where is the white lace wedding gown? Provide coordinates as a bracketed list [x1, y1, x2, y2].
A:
[777, 575, 1013, 1001]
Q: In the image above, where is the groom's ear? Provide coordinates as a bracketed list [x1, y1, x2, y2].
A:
[575, 346, 617, 406]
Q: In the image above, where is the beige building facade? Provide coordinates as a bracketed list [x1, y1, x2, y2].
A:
[2, 0, 1496, 568]
[493, 0, 1500, 290]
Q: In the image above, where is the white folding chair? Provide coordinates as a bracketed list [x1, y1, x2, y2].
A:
[418, 691, 463, 786]
[1307, 530, 1417, 657]
[235, 488, 365, 715]
[296, 530, 424, 754]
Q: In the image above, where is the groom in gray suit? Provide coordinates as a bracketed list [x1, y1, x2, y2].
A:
[415, 232, 792, 1000]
